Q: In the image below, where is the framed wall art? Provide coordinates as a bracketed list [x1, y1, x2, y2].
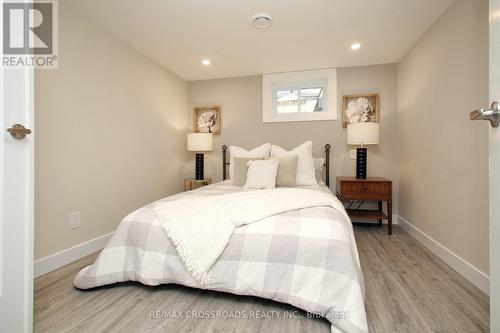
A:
[342, 94, 379, 128]
[193, 106, 221, 135]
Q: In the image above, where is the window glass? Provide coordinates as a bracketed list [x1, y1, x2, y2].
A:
[274, 86, 325, 114]
[276, 89, 299, 113]
[300, 87, 324, 113]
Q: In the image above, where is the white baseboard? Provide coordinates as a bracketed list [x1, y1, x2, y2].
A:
[388, 214, 398, 224]
[397, 215, 490, 295]
[34, 232, 114, 278]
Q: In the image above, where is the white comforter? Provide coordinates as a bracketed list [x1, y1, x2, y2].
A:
[74, 181, 367, 333]
[153, 188, 350, 283]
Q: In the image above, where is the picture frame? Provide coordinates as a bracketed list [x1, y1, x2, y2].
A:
[193, 106, 221, 135]
[342, 94, 380, 128]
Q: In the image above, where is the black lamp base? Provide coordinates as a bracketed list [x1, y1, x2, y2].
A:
[356, 148, 367, 179]
[195, 153, 205, 180]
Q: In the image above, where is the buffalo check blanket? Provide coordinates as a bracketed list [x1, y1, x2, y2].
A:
[74, 181, 368, 333]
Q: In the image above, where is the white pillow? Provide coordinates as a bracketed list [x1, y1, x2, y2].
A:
[314, 158, 325, 185]
[229, 143, 271, 180]
[244, 159, 279, 189]
[271, 141, 317, 186]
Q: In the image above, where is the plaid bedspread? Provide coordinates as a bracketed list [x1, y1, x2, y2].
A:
[74, 181, 367, 333]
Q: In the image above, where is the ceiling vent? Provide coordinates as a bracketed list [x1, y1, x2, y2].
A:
[252, 13, 273, 29]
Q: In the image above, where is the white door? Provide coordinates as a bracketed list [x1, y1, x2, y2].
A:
[491, 0, 500, 331]
[0, 36, 35, 333]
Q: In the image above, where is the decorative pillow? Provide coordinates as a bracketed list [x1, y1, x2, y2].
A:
[271, 141, 317, 186]
[273, 155, 298, 187]
[229, 143, 271, 179]
[314, 158, 325, 185]
[232, 157, 264, 186]
[244, 159, 279, 189]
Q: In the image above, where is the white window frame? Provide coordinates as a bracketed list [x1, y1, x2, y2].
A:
[263, 68, 337, 123]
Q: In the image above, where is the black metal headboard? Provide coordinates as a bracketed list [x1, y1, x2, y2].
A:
[222, 144, 331, 186]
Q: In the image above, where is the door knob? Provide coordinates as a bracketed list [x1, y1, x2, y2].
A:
[470, 102, 500, 127]
[6, 124, 32, 140]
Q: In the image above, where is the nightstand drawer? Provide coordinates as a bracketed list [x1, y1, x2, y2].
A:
[341, 182, 390, 196]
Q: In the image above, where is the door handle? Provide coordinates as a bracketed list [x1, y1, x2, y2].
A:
[470, 101, 500, 127]
[6, 124, 32, 140]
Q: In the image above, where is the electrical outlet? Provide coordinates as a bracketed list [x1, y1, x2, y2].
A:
[70, 212, 81, 230]
[350, 149, 357, 160]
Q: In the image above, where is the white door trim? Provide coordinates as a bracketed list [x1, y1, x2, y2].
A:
[0, 68, 35, 333]
[489, 0, 500, 330]
[24, 68, 35, 333]
[0, 49, 35, 333]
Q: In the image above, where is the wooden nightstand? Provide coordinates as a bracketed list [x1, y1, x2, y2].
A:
[336, 176, 393, 235]
[184, 178, 212, 191]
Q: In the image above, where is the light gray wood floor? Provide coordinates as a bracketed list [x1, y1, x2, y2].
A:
[34, 226, 489, 332]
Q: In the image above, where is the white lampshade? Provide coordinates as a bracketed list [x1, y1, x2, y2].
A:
[187, 133, 213, 152]
[347, 122, 380, 145]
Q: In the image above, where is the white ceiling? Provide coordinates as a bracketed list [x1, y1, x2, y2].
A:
[66, 0, 453, 81]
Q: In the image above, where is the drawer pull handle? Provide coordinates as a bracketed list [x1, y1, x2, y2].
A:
[363, 186, 368, 191]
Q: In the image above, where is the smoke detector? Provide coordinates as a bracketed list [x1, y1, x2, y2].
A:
[252, 13, 273, 29]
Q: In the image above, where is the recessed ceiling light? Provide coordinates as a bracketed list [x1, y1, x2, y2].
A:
[202, 59, 211, 65]
[252, 13, 273, 29]
[351, 43, 361, 50]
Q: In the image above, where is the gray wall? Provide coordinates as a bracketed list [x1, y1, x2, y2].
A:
[398, 0, 489, 273]
[35, 3, 189, 259]
[188, 64, 398, 212]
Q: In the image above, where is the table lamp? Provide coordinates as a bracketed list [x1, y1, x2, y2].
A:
[347, 122, 379, 179]
[187, 133, 213, 180]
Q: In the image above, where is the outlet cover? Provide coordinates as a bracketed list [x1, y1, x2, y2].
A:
[70, 212, 81, 230]
[350, 149, 357, 160]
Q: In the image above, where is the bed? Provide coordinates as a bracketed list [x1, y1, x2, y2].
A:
[74, 144, 367, 333]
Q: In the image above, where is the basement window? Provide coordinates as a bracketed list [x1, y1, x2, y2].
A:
[263, 69, 337, 122]
[275, 86, 325, 113]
